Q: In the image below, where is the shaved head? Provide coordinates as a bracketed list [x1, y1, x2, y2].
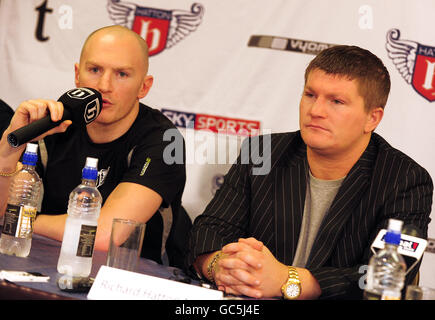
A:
[74, 24, 154, 131]
[80, 25, 150, 74]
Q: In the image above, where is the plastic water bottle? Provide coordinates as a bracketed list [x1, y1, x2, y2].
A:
[364, 219, 406, 300]
[57, 157, 102, 277]
[0, 143, 42, 257]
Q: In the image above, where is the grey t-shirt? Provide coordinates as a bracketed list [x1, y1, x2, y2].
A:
[292, 171, 345, 268]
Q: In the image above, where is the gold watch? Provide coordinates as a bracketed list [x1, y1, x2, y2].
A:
[281, 266, 301, 299]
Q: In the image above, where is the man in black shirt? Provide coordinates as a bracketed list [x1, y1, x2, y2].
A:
[0, 25, 188, 267]
[0, 99, 14, 133]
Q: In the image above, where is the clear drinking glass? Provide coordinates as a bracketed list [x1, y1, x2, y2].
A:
[106, 218, 146, 272]
[405, 285, 435, 300]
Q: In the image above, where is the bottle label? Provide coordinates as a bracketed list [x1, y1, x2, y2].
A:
[2, 204, 37, 238]
[381, 290, 401, 300]
[76, 224, 97, 258]
[365, 265, 374, 291]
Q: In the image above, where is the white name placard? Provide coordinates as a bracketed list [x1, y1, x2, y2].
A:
[87, 266, 223, 300]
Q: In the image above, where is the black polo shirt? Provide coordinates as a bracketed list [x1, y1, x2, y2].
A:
[0, 99, 14, 134]
[37, 103, 186, 264]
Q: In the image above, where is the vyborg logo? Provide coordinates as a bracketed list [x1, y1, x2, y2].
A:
[248, 35, 338, 55]
[107, 0, 204, 56]
[386, 29, 435, 102]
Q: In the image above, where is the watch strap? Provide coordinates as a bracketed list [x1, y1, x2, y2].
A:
[287, 266, 299, 281]
[281, 266, 301, 299]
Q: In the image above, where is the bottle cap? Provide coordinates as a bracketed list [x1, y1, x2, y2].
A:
[22, 143, 39, 166]
[385, 219, 403, 245]
[82, 157, 98, 180]
[387, 219, 403, 233]
[85, 157, 98, 168]
[26, 143, 39, 153]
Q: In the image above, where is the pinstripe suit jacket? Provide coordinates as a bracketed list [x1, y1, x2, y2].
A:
[186, 131, 433, 299]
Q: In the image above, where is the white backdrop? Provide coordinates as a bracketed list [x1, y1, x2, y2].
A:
[1, 0, 434, 288]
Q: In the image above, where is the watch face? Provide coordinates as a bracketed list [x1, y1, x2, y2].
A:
[286, 283, 300, 298]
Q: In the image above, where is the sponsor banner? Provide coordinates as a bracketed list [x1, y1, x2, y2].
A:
[248, 35, 338, 55]
[1, 0, 435, 288]
[161, 108, 261, 136]
[107, 0, 204, 56]
[386, 28, 435, 102]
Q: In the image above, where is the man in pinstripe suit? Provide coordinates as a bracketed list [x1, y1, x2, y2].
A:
[186, 45, 433, 299]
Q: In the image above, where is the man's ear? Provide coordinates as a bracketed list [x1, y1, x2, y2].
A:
[364, 107, 384, 133]
[74, 63, 80, 87]
[138, 75, 154, 99]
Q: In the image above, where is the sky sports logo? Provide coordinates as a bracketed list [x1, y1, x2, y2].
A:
[161, 108, 270, 175]
[161, 108, 261, 137]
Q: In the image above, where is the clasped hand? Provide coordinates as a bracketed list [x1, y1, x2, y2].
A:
[214, 237, 288, 299]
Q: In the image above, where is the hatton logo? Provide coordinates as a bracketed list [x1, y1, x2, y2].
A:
[386, 29, 435, 102]
[84, 99, 101, 124]
[65, 88, 100, 124]
[66, 88, 95, 100]
[107, 0, 204, 56]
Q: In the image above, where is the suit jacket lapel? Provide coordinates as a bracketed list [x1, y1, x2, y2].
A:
[306, 141, 377, 268]
[273, 135, 308, 264]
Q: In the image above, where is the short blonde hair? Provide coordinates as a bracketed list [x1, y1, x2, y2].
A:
[80, 25, 150, 74]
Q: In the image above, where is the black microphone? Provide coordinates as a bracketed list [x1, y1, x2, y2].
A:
[401, 224, 426, 272]
[7, 87, 102, 147]
[370, 223, 427, 276]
